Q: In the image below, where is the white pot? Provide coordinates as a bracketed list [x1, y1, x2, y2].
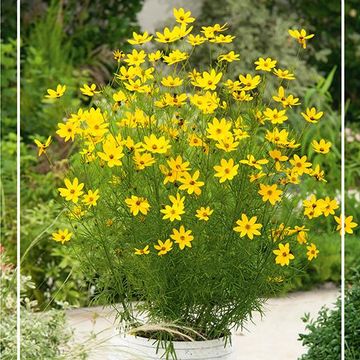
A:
[108, 334, 233, 360]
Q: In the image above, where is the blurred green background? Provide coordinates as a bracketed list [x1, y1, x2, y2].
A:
[1, 0, 359, 311]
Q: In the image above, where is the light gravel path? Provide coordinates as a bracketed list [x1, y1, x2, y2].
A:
[66, 284, 338, 360]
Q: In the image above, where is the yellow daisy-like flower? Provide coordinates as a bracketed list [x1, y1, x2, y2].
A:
[97, 138, 124, 167]
[273, 68, 295, 80]
[56, 121, 80, 142]
[301, 107, 324, 123]
[317, 197, 339, 217]
[128, 31, 153, 45]
[170, 225, 194, 250]
[306, 243, 319, 261]
[239, 74, 261, 90]
[154, 239, 173, 256]
[195, 207, 214, 221]
[233, 214, 262, 240]
[133, 152, 155, 170]
[142, 134, 171, 154]
[124, 49, 147, 66]
[187, 34, 206, 46]
[254, 57, 277, 71]
[163, 50, 189, 65]
[240, 154, 269, 170]
[58, 177, 84, 203]
[82, 189, 100, 208]
[148, 50, 162, 62]
[273, 243, 295, 266]
[178, 170, 204, 196]
[195, 69, 223, 91]
[218, 51, 240, 62]
[289, 154, 312, 175]
[334, 215, 358, 235]
[34, 136, 52, 156]
[214, 158, 239, 183]
[288, 29, 314, 49]
[206, 117, 232, 141]
[173, 7, 195, 24]
[312, 139, 332, 154]
[125, 195, 150, 216]
[80, 83, 99, 96]
[258, 183, 283, 205]
[263, 108, 288, 124]
[45, 84, 66, 99]
[134, 245, 150, 255]
[52, 229, 72, 244]
[161, 75, 183, 87]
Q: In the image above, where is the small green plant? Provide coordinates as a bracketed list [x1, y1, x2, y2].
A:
[0, 247, 87, 360]
[299, 267, 360, 360]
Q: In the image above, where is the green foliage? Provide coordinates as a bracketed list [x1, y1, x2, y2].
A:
[21, 2, 90, 138]
[0, 40, 17, 133]
[0, 248, 87, 360]
[298, 267, 360, 360]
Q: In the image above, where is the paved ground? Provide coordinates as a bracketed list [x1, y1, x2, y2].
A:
[66, 284, 338, 360]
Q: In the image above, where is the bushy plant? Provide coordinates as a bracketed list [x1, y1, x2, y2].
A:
[40, 8, 356, 358]
[299, 267, 360, 360]
[0, 247, 87, 360]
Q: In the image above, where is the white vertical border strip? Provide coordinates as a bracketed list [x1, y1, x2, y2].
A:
[17, 0, 21, 359]
[341, 0, 345, 359]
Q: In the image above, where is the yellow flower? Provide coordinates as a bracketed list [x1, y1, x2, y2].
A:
[124, 49, 147, 66]
[155, 27, 180, 43]
[301, 107, 324, 123]
[195, 206, 214, 221]
[288, 29, 314, 49]
[224, 79, 241, 92]
[214, 158, 239, 183]
[218, 51, 240, 62]
[233, 214, 262, 240]
[133, 152, 155, 170]
[206, 117, 232, 141]
[125, 195, 150, 216]
[142, 134, 171, 154]
[160, 204, 184, 222]
[187, 34, 206, 46]
[80, 83, 99, 96]
[290, 154, 312, 175]
[249, 171, 267, 183]
[113, 49, 125, 62]
[258, 183, 283, 205]
[263, 108, 288, 124]
[195, 69, 223, 90]
[173, 7, 195, 24]
[56, 121, 80, 142]
[188, 134, 203, 147]
[297, 231, 308, 245]
[162, 93, 187, 107]
[306, 243, 319, 261]
[215, 135, 239, 152]
[113, 90, 127, 104]
[161, 76, 183, 87]
[232, 90, 253, 102]
[52, 229, 72, 244]
[273, 68, 295, 80]
[269, 149, 288, 170]
[159, 165, 177, 184]
[210, 34, 235, 43]
[148, 50, 162, 62]
[34, 136, 52, 156]
[58, 177, 84, 203]
[273, 243, 295, 266]
[240, 155, 269, 170]
[312, 139, 332, 154]
[254, 57, 277, 71]
[272, 86, 300, 107]
[84, 108, 109, 138]
[68, 205, 86, 220]
[45, 84, 66, 99]
[303, 195, 323, 219]
[154, 239, 173, 256]
[124, 79, 151, 93]
[334, 215, 358, 235]
[167, 155, 191, 176]
[97, 137, 124, 167]
[134, 245, 150, 255]
[239, 74, 261, 90]
[163, 50, 189, 65]
[83, 189, 100, 207]
[317, 197, 339, 217]
[128, 31, 153, 45]
[170, 225, 194, 250]
[178, 170, 204, 195]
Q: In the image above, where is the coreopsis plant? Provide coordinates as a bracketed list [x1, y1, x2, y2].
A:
[42, 7, 356, 354]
